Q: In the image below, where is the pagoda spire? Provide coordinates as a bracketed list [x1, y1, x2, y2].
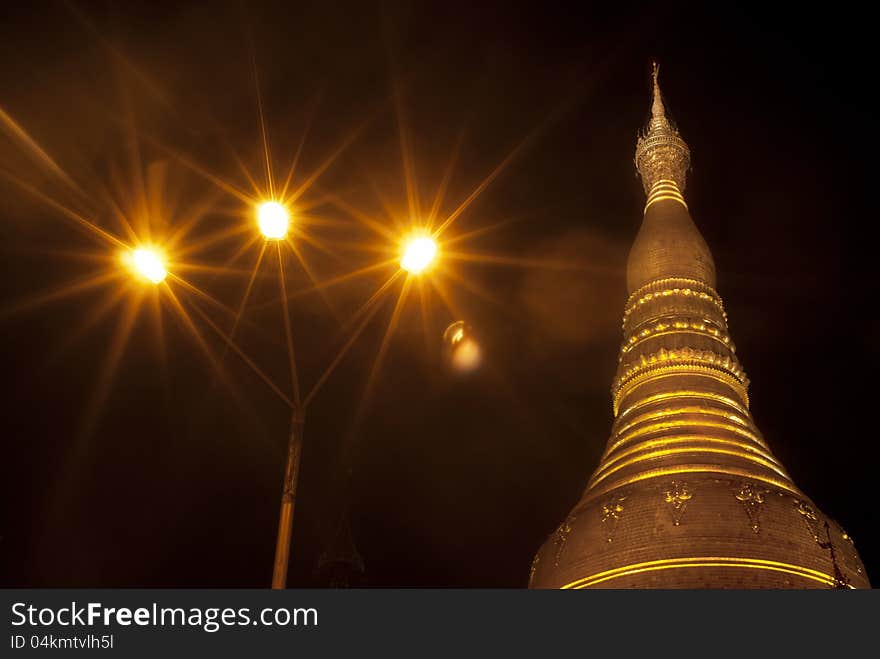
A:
[628, 63, 713, 292]
[635, 62, 691, 207]
[528, 65, 870, 589]
[650, 62, 667, 127]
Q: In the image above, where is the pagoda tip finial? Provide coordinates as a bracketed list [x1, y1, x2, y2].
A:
[635, 62, 690, 195]
[651, 61, 665, 120]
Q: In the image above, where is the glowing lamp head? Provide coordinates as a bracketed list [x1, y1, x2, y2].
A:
[257, 201, 289, 239]
[131, 248, 167, 284]
[400, 235, 437, 274]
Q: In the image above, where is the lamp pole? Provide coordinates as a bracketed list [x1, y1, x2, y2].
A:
[122, 220, 440, 588]
[271, 405, 306, 589]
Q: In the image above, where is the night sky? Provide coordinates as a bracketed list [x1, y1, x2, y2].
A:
[1, 1, 875, 587]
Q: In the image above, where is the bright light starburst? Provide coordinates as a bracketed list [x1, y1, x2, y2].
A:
[257, 201, 290, 239]
[131, 248, 167, 284]
[400, 236, 437, 274]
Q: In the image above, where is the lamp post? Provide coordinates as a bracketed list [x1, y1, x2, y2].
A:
[271, 405, 305, 588]
[251, 198, 311, 589]
[122, 201, 440, 589]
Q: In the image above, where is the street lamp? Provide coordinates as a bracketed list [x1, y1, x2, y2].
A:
[128, 247, 167, 284]
[400, 235, 437, 274]
[110, 197, 462, 590]
[6, 72, 519, 592]
[257, 201, 290, 240]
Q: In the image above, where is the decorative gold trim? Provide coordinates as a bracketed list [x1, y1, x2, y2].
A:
[553, 515, 576, 567]
[615, 347, 748, 390]
[620, 323, 732, 357]
[582, 465, 801, 503]
[616, 390, 751, 421]
[589, 446, 789, 488]
[625, 277, 721, 312]
[560, 556, 849, 589]
[612, 404, 754, 438]
[606, 418, 767, 455]
[650, 178, 682, 188]
[528, 554, 540, 585]
[598, 435, 781, 475]
[664, 480, 692, 526]
[623, 286, 725, 322]
[795, 499, 821, 543]
[613, 363, 750, 417]
[736, 483, 769, 534]
[626, 309, 726, 332]
[600, 495, 627, 543]
[645, 194, 688, 212]
[837, 524, 865, 576]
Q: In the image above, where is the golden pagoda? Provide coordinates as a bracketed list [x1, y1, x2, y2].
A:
[529, 65, 870, 589]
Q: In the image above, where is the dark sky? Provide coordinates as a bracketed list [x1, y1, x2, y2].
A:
[1, 1, 875, 587]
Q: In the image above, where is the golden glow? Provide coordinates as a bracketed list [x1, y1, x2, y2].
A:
[560, 556, 847, 589]
[400, 235, 437, 274]
[127, 248, 167, 284]
[257, 201, 290, 239]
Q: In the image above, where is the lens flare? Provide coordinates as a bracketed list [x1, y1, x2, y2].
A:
[401, 236, 437, 274]
[451, 338, 481, 372]
[131, 248, 167, 284]
[443, 320, 481, 372]
[258, 201, 290, 239]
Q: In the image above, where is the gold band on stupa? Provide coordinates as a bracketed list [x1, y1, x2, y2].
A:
[645, 179, 687, 211]
[560, 557, 854, 589]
